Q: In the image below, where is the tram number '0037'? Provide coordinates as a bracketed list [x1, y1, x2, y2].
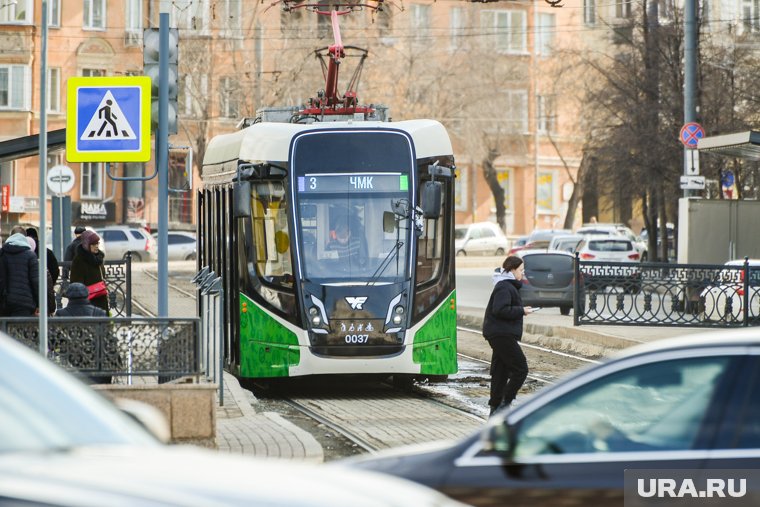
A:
[345, 334, 369, 344]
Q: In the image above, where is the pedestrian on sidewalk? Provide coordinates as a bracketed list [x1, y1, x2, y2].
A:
[483, 255, 535, 416]
[0, 231, 39, 317]
[55, 282, 107, 317]
[25, 236, 57, 316]
[26, 227, 60, 285]
[69, 231, 109, 314]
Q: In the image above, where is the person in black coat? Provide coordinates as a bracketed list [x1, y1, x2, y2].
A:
[0, 232, 40, 316]
[55, 282, 107, 317]
[482, 255, 536, 416]
[25, 227, 60, 286]
[69, 231, 109, 313]
[64, 226, 86, 262]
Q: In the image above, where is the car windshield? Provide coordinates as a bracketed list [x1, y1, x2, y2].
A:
[524, 254, 573, 271]
[589, 240, 632, 252]
[0, 337, 158, 453]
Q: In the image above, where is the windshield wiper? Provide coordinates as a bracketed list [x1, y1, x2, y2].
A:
[367, 241, 403, 286]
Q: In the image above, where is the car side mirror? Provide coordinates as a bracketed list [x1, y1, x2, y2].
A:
[383, 211, 396, 234]
[233, 181, 251, 218]
[479, 419, 514, 456]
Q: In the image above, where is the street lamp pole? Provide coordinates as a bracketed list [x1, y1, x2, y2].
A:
[38, 0, 49, 355]
[683, 0, 697, 198]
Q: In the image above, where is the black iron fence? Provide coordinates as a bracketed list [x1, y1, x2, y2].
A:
[574, 258, 760, 327]
[1, 317, 201, 381]
[56, 255, 132, 316]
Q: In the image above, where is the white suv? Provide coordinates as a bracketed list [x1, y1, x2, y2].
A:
[95, 225, 156, 262]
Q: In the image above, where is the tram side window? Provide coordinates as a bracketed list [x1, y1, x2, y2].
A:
[251, 181, 293, 289]
[416, 180, 445, 286]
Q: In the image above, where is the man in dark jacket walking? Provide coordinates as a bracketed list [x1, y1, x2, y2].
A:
[0, 232, 40, 316]
[55, 282, 107, 317]
[64, 226, 86, 262]
[482, 255, 536, 416]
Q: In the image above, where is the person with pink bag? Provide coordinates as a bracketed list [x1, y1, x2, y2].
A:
[69, 230, 109, 314]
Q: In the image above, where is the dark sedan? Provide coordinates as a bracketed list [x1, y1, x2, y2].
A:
[344, 332, 760, 507]
[519, 250, 575, 315]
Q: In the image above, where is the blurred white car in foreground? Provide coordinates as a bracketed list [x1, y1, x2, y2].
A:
[0, 333, 468, 507]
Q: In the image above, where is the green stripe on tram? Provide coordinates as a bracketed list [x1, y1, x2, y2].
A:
[239, 293, 300, 378]
[412, 290, 458, 375]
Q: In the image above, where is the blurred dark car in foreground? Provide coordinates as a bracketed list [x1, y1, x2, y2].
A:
[0, 333, 470, 507]
[518, 250, 575, 315]
[345, 332, 760, 507]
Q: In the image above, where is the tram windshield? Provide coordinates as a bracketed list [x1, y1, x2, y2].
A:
[292, 132, 414, 283]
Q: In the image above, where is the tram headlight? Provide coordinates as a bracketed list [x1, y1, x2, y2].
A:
[311, 315, 322, 326]
[394, 306, 404, 315]
[308, 307, 319, 317]
[392, 314, 403, 325]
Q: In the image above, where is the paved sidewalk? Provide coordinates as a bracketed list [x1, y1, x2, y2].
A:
[130, 263, 323, 462]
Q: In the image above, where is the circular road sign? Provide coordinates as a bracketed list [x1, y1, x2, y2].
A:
[680, 122, 705, 149]
[47, 165, 76, 195]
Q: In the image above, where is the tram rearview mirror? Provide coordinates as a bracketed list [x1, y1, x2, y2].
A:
[233, 181, 251, 218]
[383, 211, 396, 234]
[421, 181, 442, 219]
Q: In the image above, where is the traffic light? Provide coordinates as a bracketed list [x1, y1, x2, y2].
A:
[143, 27, 178, 134]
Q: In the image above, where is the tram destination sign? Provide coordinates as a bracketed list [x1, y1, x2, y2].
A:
[298, 173, 409, 193]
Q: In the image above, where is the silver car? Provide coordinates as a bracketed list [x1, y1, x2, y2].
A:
[153, 231, 197, 261]
[96, 225, 156, 262]
[0, 333, 468, 507]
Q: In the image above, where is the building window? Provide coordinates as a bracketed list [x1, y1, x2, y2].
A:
[743, 0, 760, 33]
[538, 13, 555, 56]
[0, 160, 14, 192]
[0, 65, 31, 111]
[615, 0, 632, 18]
[182, 74, 208, 117]
[450, 7, 465, 51]
[375, 4, 391, 33]
[82, 68, 106, 77]
[584, 0, 596, 26]
[506, 89, 528, 134]
[0, 0, 32, 24]
[537, 170, 557, 213]
[84, 0, 106, 29]
[168, 0, 210, 33]
[219, 76, 240, 118]
[48, 68, 61, 113]
[49, 0, 60, 27]
[126, 0, 141, 33]
[221, 0, 242, 36]
[81, 162, 103, 200]
[481, 10, 527, 54]
[537, 94, 556, 134]
[411, 4, 431, 42]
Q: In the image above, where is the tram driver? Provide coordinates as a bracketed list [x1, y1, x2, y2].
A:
[325, 222, 367, 268]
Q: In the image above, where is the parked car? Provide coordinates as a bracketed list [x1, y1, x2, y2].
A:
[641, 223, 675, 262]
[95, 225, 156, 262]
[454, 222, 509, 256]
[576, 235, 642, 293]
[507, 235, 529, 255]
[345, 331, 760, 507]
[577, 224, 647, 260]
[548, 233, 584, 254]
[0, 332, 468, 507]
[701, 259, 760, 322]
[517, 250, 575, 315]
[153, 231, 197, 261]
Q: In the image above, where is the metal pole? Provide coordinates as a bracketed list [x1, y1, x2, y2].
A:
[39, 0, 49, 356]
[533, 0, 540, 229]
[683, 0, 697, 198]
[157, 12, 169, 317]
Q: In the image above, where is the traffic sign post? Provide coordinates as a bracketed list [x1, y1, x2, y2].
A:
[680, 122, 705, 149]
[680, 175, 706, 190]
[66, 76, 151, 162]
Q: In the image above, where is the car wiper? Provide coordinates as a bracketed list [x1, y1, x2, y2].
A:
[367, 241, 403, 286]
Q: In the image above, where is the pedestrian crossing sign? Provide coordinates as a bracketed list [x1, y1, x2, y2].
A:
[66, 76, 151, 162]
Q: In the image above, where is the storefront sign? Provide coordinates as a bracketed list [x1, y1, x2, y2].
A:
[74, 201, 116, 221]
[1, 185, 9, 212]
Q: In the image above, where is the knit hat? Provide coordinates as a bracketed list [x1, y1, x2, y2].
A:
[25, 227, 38, 239]
[26, 236, 36, 251]
[65, 282, 89, 300]
[74, 226, 86, 235]
[80, 230, 101, 249]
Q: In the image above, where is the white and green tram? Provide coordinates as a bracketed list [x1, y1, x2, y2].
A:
[199, 119, 457, 380]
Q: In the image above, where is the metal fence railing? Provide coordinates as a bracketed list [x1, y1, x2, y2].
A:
[57, 254, 132, 316]
[1, 317, 201, 382]
[574, 257, 760, 327]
